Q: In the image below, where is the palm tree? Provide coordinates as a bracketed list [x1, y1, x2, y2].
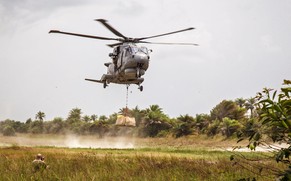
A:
[99, 115, 108, 121]
[147, 105, 163, 113]
[195, 114, 211, 133]
[90, 114, 98, 122]
[245, 97, 256, 118]
[235, 98, 246, 108]
[83, 115, 91, 122]
[67, 108, 82, 123]
[144, 105, 165, 123]
[177, 114, 195, 123]
[118, 107, 132, 117]
[174, 114, 196, 137]
[131, 106, 144, 126]
[210, 100, 246, 121]
[220, 117, 241, 138]
[35, 111, 45, 121]
[142, 105, 171, 137]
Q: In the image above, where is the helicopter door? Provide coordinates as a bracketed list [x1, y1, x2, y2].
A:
[117, 49, 125, 69]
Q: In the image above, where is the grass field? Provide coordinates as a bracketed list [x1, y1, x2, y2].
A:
[0, 134, 285, 180]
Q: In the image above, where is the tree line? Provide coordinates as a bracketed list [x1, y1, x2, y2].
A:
[0, 93, 261, 139]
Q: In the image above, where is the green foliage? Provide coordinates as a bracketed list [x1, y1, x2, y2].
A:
[256, 86, 291, 143]
[195, 114, 211, 133]
[47, 117, 65, 134]
[236, 80, 291, 180]
[67, 108, 82, 124]
[0, 87, 284, 141]
[210, 100, 247, 121]
[257, 82, 291, 180]
[245, 97, 257, 118]
[131, 106, 144, 126]
[90, 114, 98, 122]
[220, 117, 242, 138]
[107, 113, 117, 124]
[99, 115, 108, 121]
[173, 114, 195, 138]
[173, 123, 193, 138]
[207, 119, 221, 136]
[2, 126, 16, 136]
[0, 101, 249, 138]
[235, 98, 246, 108]
[30, 120, 44, 134]
[0, 119, 28, 133]
[236, 118, 261, 144]
[82, 115, 91, 122]
[140, 105, 172, 137]
[35, 111, 45, 121]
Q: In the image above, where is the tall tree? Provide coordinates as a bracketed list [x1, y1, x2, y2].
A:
[195, 114, 211, 133]
[142, 105, 172, 137]
[174, 114, 196, 138]
[210, 100, 246, 121]
[90, 114, 98, 122]
[219, 117, 241, 138]
[99, 115, 108, 121]
[235, 98, 246, 108]
[83, 115, 91, 123]
[131, 106, 144, 126]
[35, 111, 45, 121]
[244, 97, 256, 118]
[67, 108, 82, 124]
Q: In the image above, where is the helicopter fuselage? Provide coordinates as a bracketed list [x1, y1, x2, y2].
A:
[101, 43, 150, 86]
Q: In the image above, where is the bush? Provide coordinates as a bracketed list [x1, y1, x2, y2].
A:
[173, 123, 194, 138]
[3, 126, 16, 136]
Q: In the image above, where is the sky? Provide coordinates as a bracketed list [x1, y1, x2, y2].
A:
[1, 0, 291, 121]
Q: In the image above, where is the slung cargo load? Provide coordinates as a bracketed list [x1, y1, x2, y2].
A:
[116, 115, 136, 127]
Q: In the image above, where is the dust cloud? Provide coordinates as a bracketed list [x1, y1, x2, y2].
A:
[0, 134, 135, 149]
[63, 135, 135, 149]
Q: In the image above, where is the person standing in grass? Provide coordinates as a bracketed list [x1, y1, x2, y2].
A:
[32, 153, 47, 172]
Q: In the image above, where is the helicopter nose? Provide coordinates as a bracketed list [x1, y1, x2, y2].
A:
[132, 53, 149, 63]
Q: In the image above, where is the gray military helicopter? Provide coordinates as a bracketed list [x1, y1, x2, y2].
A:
[49, 19, 197, 91]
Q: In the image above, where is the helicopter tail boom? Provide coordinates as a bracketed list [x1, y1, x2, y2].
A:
[85, 78, 104, 83]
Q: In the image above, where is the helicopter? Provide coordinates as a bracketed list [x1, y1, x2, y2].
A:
[49, 19, 198, 91]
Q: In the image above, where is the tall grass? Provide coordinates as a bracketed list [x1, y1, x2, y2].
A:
[0, 146, 283, 181]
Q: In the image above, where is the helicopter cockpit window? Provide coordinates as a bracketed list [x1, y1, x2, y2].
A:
[128, 47, 148, 55]
[130, 47, 139, 54]
[140, 47, 148, 54]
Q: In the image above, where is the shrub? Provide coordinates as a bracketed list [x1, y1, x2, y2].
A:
[3, 126, 16, 136]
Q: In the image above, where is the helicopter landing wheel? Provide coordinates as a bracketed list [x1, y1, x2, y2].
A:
[139, 85, 143, 92]
[136, 68, 141, 78]
[103, 82, 107, 89]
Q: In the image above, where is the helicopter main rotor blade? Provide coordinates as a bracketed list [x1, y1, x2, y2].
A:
[107, 42, 123, 48]
[95, 19, 127, 39]
[138, 40, 198, 46]
[137, 27, 195, 41]
[49, 30, 119, 41]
